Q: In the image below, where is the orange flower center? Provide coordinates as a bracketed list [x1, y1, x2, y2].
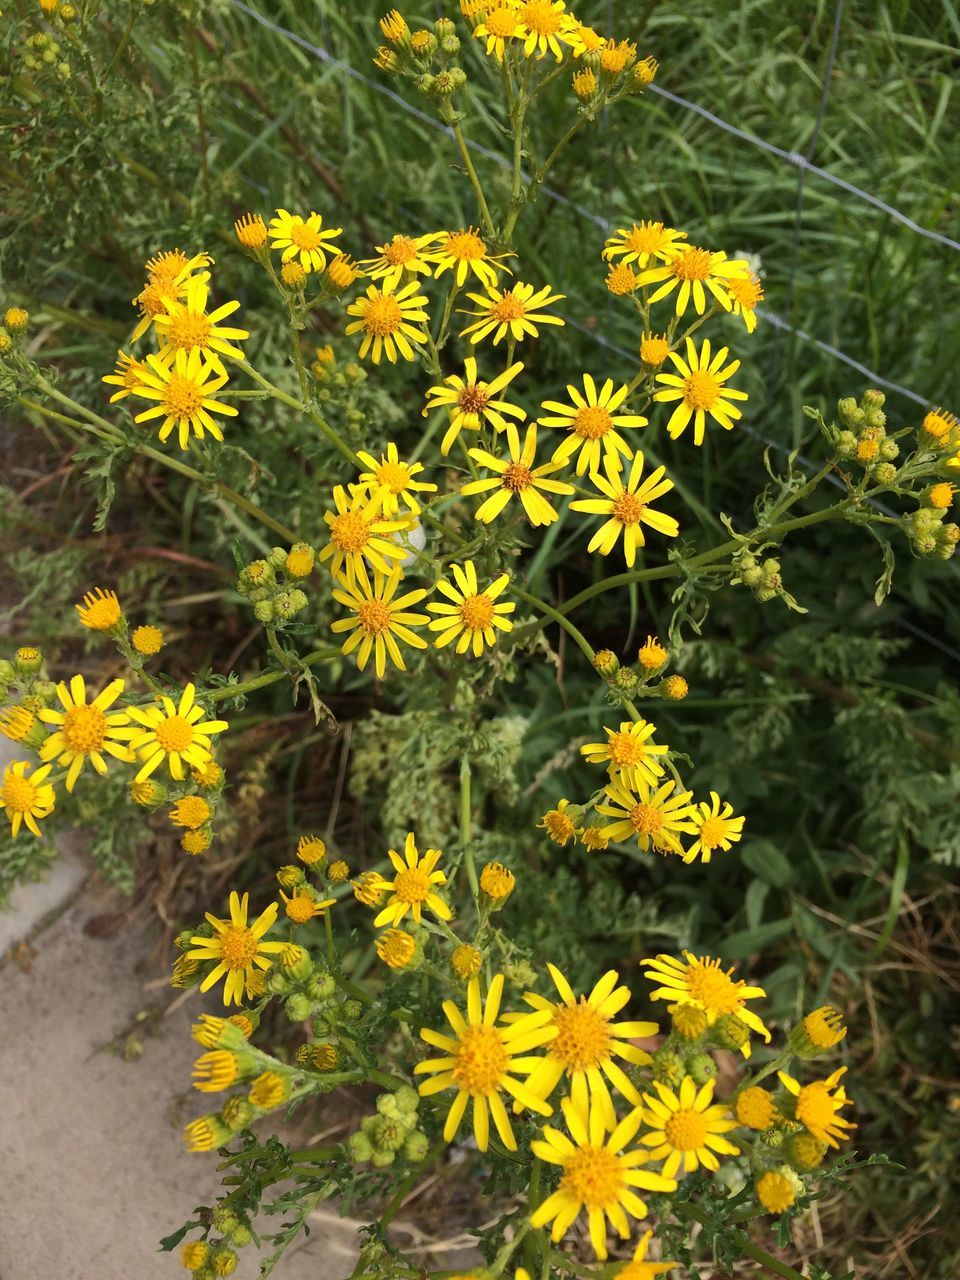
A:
[457, 384, 490, 414]
[573, 404, 613, 440]
[685, 960, 742, 1013]
[62, 704, 108, 754]
[459, 593, 495, 629]
[697, 815, 727, 850]
[452, 1023, 509, 1095]
[383, 236, 417, 265]
[393, 865, 431, 905]
[560, 1144, 623, 1210]
[376, 461, 412, 493]
[331, 511, 371, 554]
[551, 999, 612, 1070]
[629, 803, 663, 835]
[683, 370, 720, 412]
[154, 714, 195, 753]
[607, 730, 648, 767]
[612, 492, 645, 525]
[289, 221, 322, 251]
[486, 6, 520, 37]
[445, 230, 487, 262]
[624, 223, 666, 255]
[502, 462, 533, 492]
[165, 310, 212, 351]
[520, 0, 562, 35]
[490, 292, 526, 322]
[362, 294, 404, 336]
[357, 599, 393, 635]
[664, 1108, 707, 1151]
[728, 275, 763, 308]
[2, 773, 38, 813]
[162, 372, 205, 418]
[218, 925, 259, 969]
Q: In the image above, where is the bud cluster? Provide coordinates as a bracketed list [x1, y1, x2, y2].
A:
[732, 548, 785, 604]
[374, 10, 468, 104]
[236, 546, 314, 626]
[347, 1085, 429, 1168]
[20, 31, 72, 82]
[592, 637, 689, 706]
[834, 389, 900, 483]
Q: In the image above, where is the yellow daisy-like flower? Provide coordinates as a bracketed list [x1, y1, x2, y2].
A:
[318, 485, 411, 585]
[75, 587, 122, 631]
[1, 760, 55, 837]
[297, 834, 326, 865]
[518, 964, 657, 1124]
[119, 682, 229, 782]
[426, 560, 516, 656]
[37, 676, 132, 792]
[641, 950, 771, 1048]
[356, 442, 437, 517]
[249, 1071, 289, 1108]
[129, 349, 238, 451]
[373, 831, 452, 928]
[638, 1076, 740, 1178]
[102, 351, 150, 403]
[186, 890, 286, 1006]
[345, 280, 429, 364]
[530, 1095, 678, 1260]
[727, 270, 764, 333]
[570, 452, 679, 568]
[777, 1067, 855, 1148]
[563, 17, 606, 56]
[414, 973, 556, 1151]
[640, 332, 670, 367]
[616, 1230, 678, 1280]
[361, 232, 441, 289]
[132, 249, 212, 341]
[459, 281, 565, 346]
[540, 373, 648, 476]
[638, 635, 668, 670]
[638, 245, 749, 316]
[131, 624, 164, 655]
[736, 1086, 778, 1130]
[267, 209, 343, 273]
[602, 220, 687, 270]
[756, 1170, 796, 1214]
[280, 889, 336, 924]
[515, 0, 573, 60]
[170, 795, 211, 830]
[580, 719, 668, 793]
[538, 798, 580, 845]
[234, 212, 268, 249]
[376, 929, 417, 969]
[654, 337, 748, 445]
[427, 227, 512, 290]
[682, 792, 744, 864]
[152, 275, 249, 373]
[600, 38, 637, 75]
[472, 5, 523, 61]
[331, 563, 430, 678]
[461, 422, 574, 527]
[423, 357, 526, 456]
[597, 779, 699, 856]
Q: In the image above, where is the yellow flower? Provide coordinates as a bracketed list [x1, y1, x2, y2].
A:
[777, 1067, 855, 1148]
[331, 564, 430, 678]
[414, 974, 556, 1151]
[616, 1230, 678, 1279]
[268, 209, 343, 273]
[736, 1086, 778, 1130]
[538, 798, 579, 845]
[102, 351, 150, 403]
[682, 792, 745, 864]
[570, 452, 679, 568]
[171, 795, 212, 830]
[345, 280, 430, 364]
[192, 1050, 239, 1092]
[186, 891, 286, 1006]
[424, 356, 526, 456]
[182, 829, 211, 856]
[318, 484, 411, 585]
[76, 587, 122, 631]
[573, 68, 598, 100]
[671, 1003, 709, 1040]
[518, 964, 656, 1123]
[356, 442, 437, 517]
[373, 832, 452, 927]
[427, 227, 512, 289]
[756, 1170, 796, 1214]
[376, 929, 417, 969]
[530, 1095, 677, 1259]
[727, 270, 764, 333]
[515, 0, 573, 61]
[248, 1071, 289, 1108]
[132, 250, 211, 340]
[427, 560, 516, 656]
[181, 1241, 209, 1269]
[605, 261, 637, 294]
[600, 38, 636, 75]
[603, 220, 687, 269]
[638, 635, 668, 670]
[129, 349, 238, 451]
[234, 213, 267, 249]
[1, 760, 55, 837]
[379, 8, 409, 42]
[0, 705, 43, 748]
[131, 624, 164, 655]
[353, 870, 387, 906]
[285, 543, 316, 578]
[281, 261, 306, 289]
[461, 422, 573, 527]
[473, 5, 523, 61]
[152, 275, 249, 373]
[921, 406, 958, 446]
[563, 17, 606, 56]
[540, 373, 648, 477]
[641, 951, 771, 1049]
[580, 719, 668, 793]
[183, 1113, 231, 1152]
[640, 332, 670, 366]
[459, 281, 565, 346]
[654, 337, 748, 445]
[579, 825, 609, 852]
[479, 861, 515, 901]
[638, 244, 750, 316]
[663, 674, 688, 700]
[297, 834, 326, 864]
[452, 944, 483, 979]
[120, 682, 229, 782]
[280, 889, 336, 923]
[361, 232, 441, 289]
[597, 779, 699, 856]
[638, 1076, 740, 1178]
[634, 56, 659, 86]
[327, 254, 362, 290]
[38, 676, 132, 791]
[795, 1006, 847, 1055]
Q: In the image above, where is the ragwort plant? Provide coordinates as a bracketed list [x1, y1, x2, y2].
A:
[2, 3, 960, 1278]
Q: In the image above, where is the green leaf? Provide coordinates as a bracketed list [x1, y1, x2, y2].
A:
[739, 839, 795, 887]
[719, 918, 794, 960]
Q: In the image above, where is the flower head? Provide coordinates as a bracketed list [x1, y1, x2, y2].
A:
[638, 635, 668, 670]
[38, 676, 132, 791]
[461, 423, 573, 527]
[361, 232, 441, 289]
[459, 281, 565, 346]
[473, 6, 523, 61]
[641, 951, 771, 1050]
[377, 929, 417, 969]
[331, 563, 429, 678]
[268, 209, 343, 273]
[132, 250, 211, 340]
[756, 1169, 796, 1214]
[356, 442, 437, 517]
[1, 760, 55, 837]
[538, 798, 580, 845]
[414, 974, 556, 1151]
[540, 374, 648, 477]
[152, 275, 249, 372]
[654, 337, 748, 446]
[638, 1076, 740, 1178]
[296, 834, 326, 864]
[616, 1230, 678, 1280]
[479, 861, 515, 901]
[129, 350, 237, 451]
[424, 357, 526, 456]
[280, 889, 335, 924]
[171, 795, 211, 830]
[580, 719, 668, 793]
[682, 792, 744, 864]
[570, 452, 678, 568]
[373, 832, 452, 928]
[736, 1086, 778, 1130]
[638, 246, 749, 316]
[427, 228, 512, 289]
[777, 1067, 855, 1148]
[530, 1095, 677, 1259]
[792, 1006, 847, 1057]
[318, 484, 411, 586]
[131, 625, 164, 655]
[515, 0, 573, 61]
[727, 269, 764, 333]
[345, 280, 430, 364]
[426, 561, 515, 656]
[234, 213, 267, 249]
[76, 587, 122, 631]
[102, 351, 150, 403]
[603, 221, 686, 270]
[598, 779, 699, 855]
[119, 682, 228, 782]
[186, 891, 286, 1006]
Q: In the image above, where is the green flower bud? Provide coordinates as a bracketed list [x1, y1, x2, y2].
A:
[284, 993, 315, 1022]
[417, 73, 436, 95]
[253, 600, 275, 624]
[279, 943, 312, 977]
[228, 1224, 252, 1248]
[686, 1053, 717, 1085]
[14, 647, 42, 676]
[741, 566, 764, 588]
[268, 546, 288, 569]
[0, 660, 16, 683]
[311, 1014, 331, 1037]
[871, 463, 897, 484]
[264, 969, 291, 995]
[349, 1131, 374, 1162]
[394, 1084, 419, 1115]
[711, 1013, 751, 1051]
[862, 388, 886, 408]
[880, 439, 899, 461]
[377, 1093, 400, 1118]
[837, 397, 858, 423]
[835, 429, 858, 459]
[212, 1206, 239, 1233]
[651, 1046, 685, 1087]
[404, 1130, 430, 1161]
[439, 35, 461, 55]
[221, 1097, 255, 1131]
[340, 998, 363, 1021]
[307, 972, 337, 1002]
[613, 666, 639, 692]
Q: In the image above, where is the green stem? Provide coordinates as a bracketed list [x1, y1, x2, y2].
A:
[449, 117, 497, 240]
[205, 646, 341, 703]
[459, 754, 479, 898]
[514, 588, 596, 663]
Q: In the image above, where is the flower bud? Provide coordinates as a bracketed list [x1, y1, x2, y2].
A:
[280, 943, 313, 980]
[14, 646, 42, 676]
[228, 1224, 252, 1248]
[651, 1045, 685, 1087]
[863, 388, 886, 408]
[686, 1052, 717, 1085]
[785, 1130, 827, 1170]
[451, 943, 482, 979]
[349, 1131, 374, 1162]
[479, 860, 515, 904]
[307, 971, 337, 1002]
[711, 1013, 750, 1051]
[3, 308, 28, 333]
[285, 993, 315, 1022]
[410, 29, 437, 58]
[671, 1003, 708, 1040]
[341, 998, 364, 1021]
[593, 648, 619, 676]
[871, 463, 897, 484]
[404, 1130, 430, 1161]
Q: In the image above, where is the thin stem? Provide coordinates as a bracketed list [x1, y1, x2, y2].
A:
[449, 117, 496, 240]
[459, 754, 479, 898]
[514, 588, 596, 663]
[205, 646, 341, 703]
